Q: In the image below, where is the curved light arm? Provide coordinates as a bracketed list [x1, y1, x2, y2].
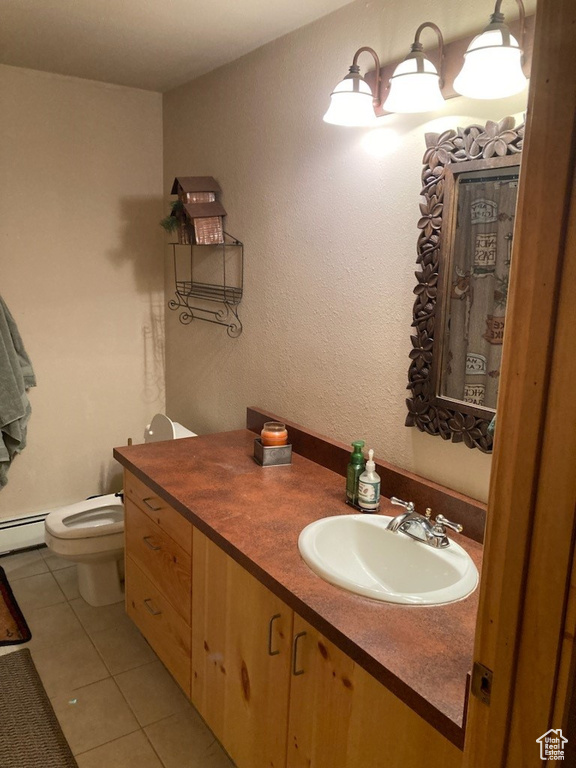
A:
[411, 22, 445, 85]
[351, 46, 382, 107]
[492, 0, 526, 49]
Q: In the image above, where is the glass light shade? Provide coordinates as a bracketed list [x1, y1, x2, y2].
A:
[383, 57, 444, 113]
[323, 76, 377, 127]
[454, 29, 527, 99]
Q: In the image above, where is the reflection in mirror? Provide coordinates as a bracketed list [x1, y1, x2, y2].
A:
[439, 162, 519, 410]
[406, 117, 523, 453]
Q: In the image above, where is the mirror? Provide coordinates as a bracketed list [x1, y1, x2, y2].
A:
[406, 117, 523, 453]
[439, 159, 519, 410]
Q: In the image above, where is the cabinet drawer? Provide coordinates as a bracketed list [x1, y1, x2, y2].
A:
[125, 499, 191, 624]
[126, 555, 191, 696]
[124, 471, 192, 555]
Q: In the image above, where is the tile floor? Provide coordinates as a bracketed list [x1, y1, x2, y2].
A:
[0, 546, 236, 768]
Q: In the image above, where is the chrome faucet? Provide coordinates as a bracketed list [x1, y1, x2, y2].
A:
[386, 497, 463, 548]
[386, 498, 417, 532]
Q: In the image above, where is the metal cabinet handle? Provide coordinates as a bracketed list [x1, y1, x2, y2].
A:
[292, 631, 307, 676]
[143, 536, 161, 551]
[142, 496, 162, 512]
[267, 613, 281, 656]
[144, 598, 162, 616]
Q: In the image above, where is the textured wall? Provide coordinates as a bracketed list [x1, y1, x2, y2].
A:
[0, 65, 164, 518]
[163, 0, 531, 503]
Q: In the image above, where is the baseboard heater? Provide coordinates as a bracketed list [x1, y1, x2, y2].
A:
[0, 511, 51, 555]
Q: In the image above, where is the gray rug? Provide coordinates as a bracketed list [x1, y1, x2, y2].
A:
[0, 648, 78, 767]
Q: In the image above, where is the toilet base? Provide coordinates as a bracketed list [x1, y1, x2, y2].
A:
[77, 559, 124, 607]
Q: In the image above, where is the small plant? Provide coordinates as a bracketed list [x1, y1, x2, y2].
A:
[160, 199, 185, 232]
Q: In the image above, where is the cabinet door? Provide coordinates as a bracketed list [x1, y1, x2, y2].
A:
[192, 530, 293, 768]
[287, 614, 462, 768]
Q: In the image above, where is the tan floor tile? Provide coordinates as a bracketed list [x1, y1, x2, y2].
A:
[9, 571, 66, 613]
[0, 549, 49, 580]
[27, 601, 87, 652]
[91, 615, 156, 674]
[70, 596, 126, 636]
[43, 552, 75, 571]
[53, 566, 81, 600]
[115, 660, 191, 726]
[31, 633, 109, 698]
[52, 677, 139, 755]
[145, 712, 235, 768]
[75, 729, 163, 768]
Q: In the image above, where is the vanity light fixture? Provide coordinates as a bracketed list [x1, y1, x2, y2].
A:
[323, 47, 382, 127]
[383, 22, 445, 114]
[453, 0, 527, 99]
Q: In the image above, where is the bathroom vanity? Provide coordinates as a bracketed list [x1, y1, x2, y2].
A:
[114, 409, 483, 768]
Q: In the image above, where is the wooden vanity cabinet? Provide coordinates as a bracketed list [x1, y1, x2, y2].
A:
[124, 471, 193, 695]
[123, 472, 462, 768]
[191, 530, 293, 768]
[191, 533, 461, 768]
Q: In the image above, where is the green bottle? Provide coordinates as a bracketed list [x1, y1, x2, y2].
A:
[346, 441, 365, 505]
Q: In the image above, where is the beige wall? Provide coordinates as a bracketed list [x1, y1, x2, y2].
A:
[163, 0, 531, 503]
[0, 65, 164, 519]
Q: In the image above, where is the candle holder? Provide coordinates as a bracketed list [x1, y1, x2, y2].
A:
[253, 438, 292, 467]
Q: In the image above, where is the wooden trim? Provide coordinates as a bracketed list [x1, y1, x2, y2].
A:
[247, 406, 486, 542]
[552, 536, 576, 738]
[505, 159, 576, 765]
[462, 0, 576, 764]
[561, 591, 576, 766]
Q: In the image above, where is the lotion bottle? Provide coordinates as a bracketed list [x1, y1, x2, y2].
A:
[346, 441, 365, 506]
[357, 449, 381, 512]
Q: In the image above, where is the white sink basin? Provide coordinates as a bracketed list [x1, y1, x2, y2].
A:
[298, 514, 478, 605]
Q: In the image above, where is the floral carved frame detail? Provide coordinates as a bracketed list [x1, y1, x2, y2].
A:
[406, 117, 524, 453]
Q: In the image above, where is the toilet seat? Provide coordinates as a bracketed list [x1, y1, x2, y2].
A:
[45, 494, 123, 540]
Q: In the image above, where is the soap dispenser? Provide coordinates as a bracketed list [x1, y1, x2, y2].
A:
[346, 441, 365, 506]
[357, 449, 381, 512]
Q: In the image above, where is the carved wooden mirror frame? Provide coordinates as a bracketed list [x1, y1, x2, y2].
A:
[406, 117, 523, 453]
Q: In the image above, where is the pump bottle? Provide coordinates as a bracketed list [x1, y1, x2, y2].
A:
[357, 449, 381, 512]
[345, 441, 365, 506]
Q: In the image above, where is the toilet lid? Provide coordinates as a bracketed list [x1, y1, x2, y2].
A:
[45, 494, 124, 539]
[144, 413, 197, 443]
[144, 413, 175, 443]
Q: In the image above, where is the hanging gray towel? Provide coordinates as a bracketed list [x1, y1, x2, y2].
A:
[0, 295, 36, 488]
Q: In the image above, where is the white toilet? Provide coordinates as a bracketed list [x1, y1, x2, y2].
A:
[44, 414, 196, 606]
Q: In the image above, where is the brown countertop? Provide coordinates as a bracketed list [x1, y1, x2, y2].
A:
[114, 429, 481, 749]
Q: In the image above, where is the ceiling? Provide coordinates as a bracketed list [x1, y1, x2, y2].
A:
[0, 0, 353, 92]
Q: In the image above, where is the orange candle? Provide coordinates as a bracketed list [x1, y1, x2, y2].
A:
[261, 422, 288, 446]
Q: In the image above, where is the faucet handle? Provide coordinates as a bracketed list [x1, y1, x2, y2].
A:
[434, 514, 463, 534]
[390, 497, 415, 513]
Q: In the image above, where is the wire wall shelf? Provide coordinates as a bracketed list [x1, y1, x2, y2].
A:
[168, 232, 244, 338]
